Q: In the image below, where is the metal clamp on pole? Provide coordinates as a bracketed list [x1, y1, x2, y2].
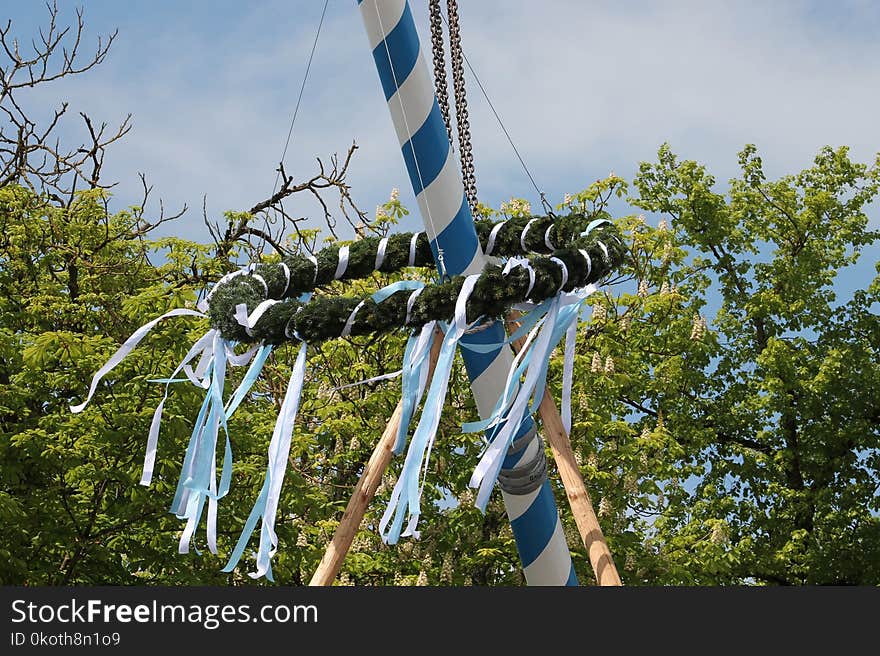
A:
[498, 427, 547, 496]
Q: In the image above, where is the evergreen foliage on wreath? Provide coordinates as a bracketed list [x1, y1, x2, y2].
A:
[206, 214, 626, 345]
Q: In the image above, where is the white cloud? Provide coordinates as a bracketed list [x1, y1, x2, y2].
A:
[8, 1, 879, 241]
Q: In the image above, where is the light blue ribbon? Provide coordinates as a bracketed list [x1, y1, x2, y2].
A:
[469, 297, 563, 511]
[459, 303, 555, 436]
[177, 332, 231, 555]
[223, 342, 308, 581]
[171, 386, 212, 516]
[141, 329, 216, 486]
[395, 321, 437, 453]
[467, 290, 593, 511]
[370, 279, 425, 304]
[225, 343, 273, 418]
[379, 274, 481, 544]
[367, 279, 433, 454]
[455, 302, 550, 355]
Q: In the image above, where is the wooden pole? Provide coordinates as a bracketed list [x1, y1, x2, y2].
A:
[309, 326, 443, 586]
[311, 309, 622, 586]
[506, 312, 623, 586]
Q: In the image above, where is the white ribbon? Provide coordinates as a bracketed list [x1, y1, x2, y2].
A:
[207, 442, 219, 553]
[394, 320, 437, 452]
[578, 248, 593, 279]
[469, 296, 561, 510]
[485, 221, 505, 256]
[341, 300, 366, 338]
[284, 305, 306, 341]
[225, 342, 261, 367]
[279, 262, 291, 297]
[234, 299, 280, 336]
[544, 224, 556, 250]
[562, 319, 577, 435]
[197, 261, 276, 313]
[334, 245, 350, 280]
[468, 286, 598, 510]
[462, 299, 550, 436]
[306, 253, 318, 285]
[520, 217, 540, 253]
[550, 256, 569, 291]
[503, 257, 536, 300]
[251, 273, 269, 297]
[405, 287, 423, 325]
[250, 342, 308, 579]
[380, 275, 481, 543]
[178, 331, 228, 555]
[199, 269, 247, 312]
[177, 407, 221, 555]
[375, 237, 389, 270]
[140, 329, 216, 486]
[408, 232, 422, 266]
[70, 308, 206, 413]
[412, 322, 435, 405]
[184, 343, 214, 388]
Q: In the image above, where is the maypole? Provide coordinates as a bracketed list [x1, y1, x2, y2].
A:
[357, 0, 576, 585]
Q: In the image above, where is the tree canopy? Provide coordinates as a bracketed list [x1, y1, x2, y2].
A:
[1, 4, 878, 586]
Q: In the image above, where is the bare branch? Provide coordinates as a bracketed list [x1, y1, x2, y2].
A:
[210, 142, 368, 259]
[0, 1, 124, 198]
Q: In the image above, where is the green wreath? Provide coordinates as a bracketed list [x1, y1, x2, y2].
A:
[205, 214, 626, 345]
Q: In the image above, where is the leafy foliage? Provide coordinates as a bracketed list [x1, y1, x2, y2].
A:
[2, 2, 878, 583]
[3, 142, 877, 587]
[566, 145, 880, 584]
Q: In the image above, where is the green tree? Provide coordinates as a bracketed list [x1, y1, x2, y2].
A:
[4, 4, 879, 588]
[567, 144, 880, 584]
[0, 181, 523, 586]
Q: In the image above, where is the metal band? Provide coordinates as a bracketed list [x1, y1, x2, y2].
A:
[498, 437, 547, 496]
[507, 424, 538, 456]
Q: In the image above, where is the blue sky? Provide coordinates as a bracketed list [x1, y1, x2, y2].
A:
[6, 1, 879, 291]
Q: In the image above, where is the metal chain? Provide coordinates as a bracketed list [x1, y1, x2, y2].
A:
[446, 0, 479, 212]
[429, 0, 454, 145]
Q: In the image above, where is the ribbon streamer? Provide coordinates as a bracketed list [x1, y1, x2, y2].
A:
[395, 320, 437, 453]
[177, 331, 230, 555]
[223, 342, 308, 581]
[141, 329, 216, 486]
[70, 308, 206, 413]
[380, 275, 482, 543]
[468, 288, 595, 511]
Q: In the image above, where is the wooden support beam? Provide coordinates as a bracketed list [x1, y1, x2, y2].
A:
[507, 311, 622, 586]
[311, 310, 622, 587]
[309, 326, 443, 586]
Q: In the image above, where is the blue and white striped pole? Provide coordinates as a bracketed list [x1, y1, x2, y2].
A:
[358, 0, 576, 585]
